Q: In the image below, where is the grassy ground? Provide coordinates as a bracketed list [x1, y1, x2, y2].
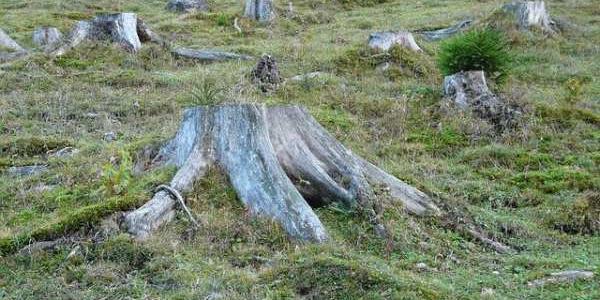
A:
[0, 0, 598, 299]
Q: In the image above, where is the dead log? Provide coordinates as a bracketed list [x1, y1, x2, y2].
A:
[443, 71, 520, 131]
[166, 0, 208, 13]
[420, 19, 472, 41]
[172, 47, 252, 61]
[124, 104, 440, 242]
[244, 0, 275, 23]
[32, 27, 63, 51]
[502, 1, 556, 33]
[368, 31, 422, 52]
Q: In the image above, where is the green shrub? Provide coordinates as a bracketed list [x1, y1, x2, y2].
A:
[438, 29, 512, 82]
[551, 191, 600, 235]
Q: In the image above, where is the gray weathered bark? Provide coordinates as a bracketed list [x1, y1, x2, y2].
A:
[172, 47, 252, 61]
[443, 71, 520, 131]
[244, 0, 275, 23]
[166, 0, 208, 13]
[125, 104, 440, 242]
[502, 1, 555, 33]
[32, 27, 63, 51]
[90, 13, 142, 52]
[368, 31, 422, 52]
[52, 13, 152, 57]
[421, 19, 472, 41]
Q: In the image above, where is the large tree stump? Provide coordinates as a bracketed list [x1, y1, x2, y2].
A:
[244, 0, 275, 23]
[368, 31, 422, 52]
[502, 1, 555, 33]
[124, 104, 440, 242]
[443, 71, 520, 130]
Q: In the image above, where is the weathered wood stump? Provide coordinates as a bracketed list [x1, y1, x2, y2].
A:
[166, 0, 208, 13]
[502, 1, 555, 33]
[32, 27, 63, 51]
[443, 71, 520, 130]
[124, 104, 440, 242]
[421, 19, 472, 41]
[368, 31, 422, 52]
[244, 0, 275, 23]
[52, 13, 163, 56]
[251, 54, 282, 92]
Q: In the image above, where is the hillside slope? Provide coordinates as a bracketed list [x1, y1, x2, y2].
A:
[0, 0, 598, 299]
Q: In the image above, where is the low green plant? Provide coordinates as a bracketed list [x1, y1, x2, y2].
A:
[100, 148, 133, 196]
[438, 29, 512, 83]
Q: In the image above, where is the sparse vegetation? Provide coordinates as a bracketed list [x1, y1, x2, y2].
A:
[0, 0, 598, 299]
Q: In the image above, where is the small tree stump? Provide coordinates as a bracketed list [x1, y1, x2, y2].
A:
[90, 13, 142, 52]
[32, 27, 63, 51]
[443, 71, 520, 130]
[124, 104, 440, 241]
[166, 0, 208, 13]
[244, 0, 275, 23]
[502, 1, 555, 33]
[368, 31, 422, 52]
[251, 55, 282, 92]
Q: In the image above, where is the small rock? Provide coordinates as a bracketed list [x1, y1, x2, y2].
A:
[289, 72, 329, 82]
[481, 288, 494, 296]
[48, 146, 79, 158]
[492, 270, 500, 275]
[166, 0, 208, 13]
[528, 270, 594, 287]
[18, 240, 60, 256]
[84, 112, 99, 118]
[415, 262, 429, 271]
[32, 26, 63, 50]
[7, 165, 48, 177]
[31, 183, 57, 193]
[104, 131, 117, 142]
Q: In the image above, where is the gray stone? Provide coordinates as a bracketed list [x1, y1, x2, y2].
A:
[48, 146, 79, 158]
[104, 131, 117, 142]
[7, 165, 49, 177]
[528, 270, 594, 287]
